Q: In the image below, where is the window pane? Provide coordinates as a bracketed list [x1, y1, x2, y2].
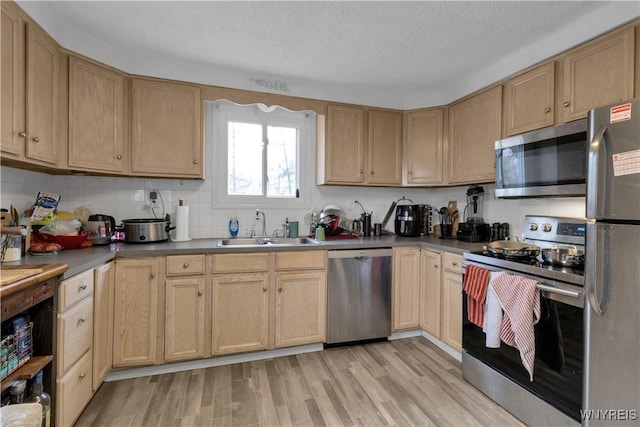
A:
[267, 126, 298, 197]
[228, 121, 263, 195]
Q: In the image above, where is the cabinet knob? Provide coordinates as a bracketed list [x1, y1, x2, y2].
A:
[263, 287, 268, 292]
[451, 261, 458, 266]
[563, 102, 570, 107]
[544, 107, 551, 113]
[79, 372, 86, 380]
[78, 315, 86, 324]
[182, 263, 189, 269]
[117, 154, 123, 160]
[370, 170, 374, 175]
[32, 136, 40, 143]
[193, 160, 199, 164]
[434, 264, 439, 269]
[198, 291, 203, 297]
[79, 284, 87, 291]
[359, 169, 364, 174]
[150, 273, 155, 278]
[277, 287, 283, 293]
[18, 131, 27, 138]
[408, 170, 412, 176]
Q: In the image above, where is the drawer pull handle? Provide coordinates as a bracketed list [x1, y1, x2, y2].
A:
[563, 101, 570, 107]
[79, 372, 86, 380]
[79, 284, 87, 291]
[183, 263, 189, 269]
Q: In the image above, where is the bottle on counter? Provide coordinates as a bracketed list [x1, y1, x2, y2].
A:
[229, 217, 239, 238]
[26, 370, 50, 427]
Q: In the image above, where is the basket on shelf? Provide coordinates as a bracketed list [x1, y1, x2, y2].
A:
[0, 321, 33, 381]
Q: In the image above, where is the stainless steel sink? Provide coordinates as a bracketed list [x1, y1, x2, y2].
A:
[216, 237, 320, 247]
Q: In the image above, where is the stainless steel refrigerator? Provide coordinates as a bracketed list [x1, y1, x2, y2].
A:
[584, 98, 640, 426]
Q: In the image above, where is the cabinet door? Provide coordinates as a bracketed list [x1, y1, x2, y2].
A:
[419, 250, 441, 337]
[57, 296, 93, 377]
[113, 258, 160, 367]
[68, 57, 125, 173]
[322, 104, 366, 184]
[212, 273, 269, 355]
[1, 2, 24, 158]
[503, 62, 555, 136]
[441, 270, 463, 352]
[448, 85, 502, 185]
[392, 248, 421, 330]
[56, 349, 93, 427]
[404, 108, 444, 185]
[93, 261, 114, 391]
[275, 270, 326, 348]
[367, 109, 402, 185]
[165, 276, 206, 362]
[25, 23, 58, 165]
[131, 78, 202, 177]
[560, 27, 635, 123]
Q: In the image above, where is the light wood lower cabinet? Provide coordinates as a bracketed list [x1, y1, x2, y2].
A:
[441, 252, 463, 351]
[56, 269, 94, 427]
[165, 276, 207, 361]
[274, 253, 326, 348]
[419, 249, 442, 337]
[392, 247, 421, 331]
[93, 261, 114, 390]
[212, 272, 269, 355]
[113, 257, 161, 367]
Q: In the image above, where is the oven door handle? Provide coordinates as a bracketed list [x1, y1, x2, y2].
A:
[536, 283, 582, 299]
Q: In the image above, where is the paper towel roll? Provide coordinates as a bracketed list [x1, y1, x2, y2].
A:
[174, 204, 190, 242]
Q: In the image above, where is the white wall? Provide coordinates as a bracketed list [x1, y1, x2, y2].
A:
[0, 164, 585, 240]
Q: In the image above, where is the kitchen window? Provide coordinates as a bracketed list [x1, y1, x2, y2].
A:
[208, 101, 314, 208]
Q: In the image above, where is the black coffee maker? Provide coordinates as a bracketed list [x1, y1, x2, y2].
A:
[457, 185, 490, 242]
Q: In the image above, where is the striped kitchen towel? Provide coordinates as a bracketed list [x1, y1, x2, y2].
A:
[463, 265, 491, 328]
[492, 273, 541, 381]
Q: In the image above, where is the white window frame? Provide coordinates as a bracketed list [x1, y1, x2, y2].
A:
[207, 100, 314, 208]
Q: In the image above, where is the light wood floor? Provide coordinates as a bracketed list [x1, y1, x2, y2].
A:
[75, 337, 525, 426]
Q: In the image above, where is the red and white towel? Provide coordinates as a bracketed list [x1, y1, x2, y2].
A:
[463, 265, 491, 327]
[491, 273, 541, 381]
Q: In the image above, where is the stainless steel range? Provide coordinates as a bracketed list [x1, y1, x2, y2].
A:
[462, 215, 586, 427]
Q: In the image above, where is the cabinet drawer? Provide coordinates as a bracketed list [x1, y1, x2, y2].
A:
[166, 254, 206, 276]
[58, 296, 93, 376]
[59, 269, 94, 311]
[443, 252, 463, 273]
[275, 251, 326, 271]
[57, 349, 93, 427]
[212, 253, 270, 273]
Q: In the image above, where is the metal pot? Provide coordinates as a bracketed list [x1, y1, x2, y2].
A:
[541, 245, 585, 267]
[486, 239, 540, 258]
[122, 218, 174, 243]
[319, 205, 348, 236]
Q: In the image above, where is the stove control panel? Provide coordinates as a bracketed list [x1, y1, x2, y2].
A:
[523, 215, 587, 246]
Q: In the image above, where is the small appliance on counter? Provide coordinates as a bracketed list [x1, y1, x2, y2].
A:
[394, 199, 432, 237]
[85, 214, 116, 245]
[457, 185, 490, 242]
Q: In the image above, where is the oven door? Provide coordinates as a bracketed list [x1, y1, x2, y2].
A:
[462, 260, 584, 421]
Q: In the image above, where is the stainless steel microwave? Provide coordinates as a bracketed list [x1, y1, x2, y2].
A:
[495, 119, 588, 198]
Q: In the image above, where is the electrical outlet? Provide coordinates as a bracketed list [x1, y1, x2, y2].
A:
[149, 191, 158, 204]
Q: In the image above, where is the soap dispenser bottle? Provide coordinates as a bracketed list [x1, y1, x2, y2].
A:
[229, 217, 239, 237]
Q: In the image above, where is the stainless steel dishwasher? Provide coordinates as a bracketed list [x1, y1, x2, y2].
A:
[326, 248, 392, 345]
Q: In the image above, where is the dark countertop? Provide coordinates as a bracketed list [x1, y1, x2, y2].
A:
[6, 235, 485, 279]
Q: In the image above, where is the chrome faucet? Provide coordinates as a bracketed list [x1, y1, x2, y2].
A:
[255, 209, 266, 237]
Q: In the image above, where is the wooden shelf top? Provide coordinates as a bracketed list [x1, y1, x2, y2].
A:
[0, 355, 53, 393]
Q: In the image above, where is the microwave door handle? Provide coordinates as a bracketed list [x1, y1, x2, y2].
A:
[586, 222, 608, 316]
[495, 149, 503, 188]
[587, 125, 607, 219]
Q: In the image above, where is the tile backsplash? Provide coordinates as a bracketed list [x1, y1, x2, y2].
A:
[1, 165, 585, 239]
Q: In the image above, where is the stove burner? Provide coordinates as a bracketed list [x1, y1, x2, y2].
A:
[472, 250, 584, 276]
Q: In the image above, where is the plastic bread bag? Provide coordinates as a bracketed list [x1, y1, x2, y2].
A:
[38, 219, 82, 236]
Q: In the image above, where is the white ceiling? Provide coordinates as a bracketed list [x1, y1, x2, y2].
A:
[17, 1, 640, 109]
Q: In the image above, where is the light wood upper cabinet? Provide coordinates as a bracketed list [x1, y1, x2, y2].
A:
[419, 249, 442, 337]
[404, 108, 444, 185]
[131, 78, 202, 178]
[68, 57, 126, 173]
[392, 247, 421, 330]
[1, 2, 24, 158]
[212, 272, 269, 355]
[320, 104, 366, 184]
[113, 257, 161, 367]
[93, 261, 114, 391]
[367, 109, 402, 185]
[25, 23, 59, 165]
[503, 62, 555, 136]
[636, 21, 640, 98]
[448, 85, 502, 185]
[559, 26, 635, 123]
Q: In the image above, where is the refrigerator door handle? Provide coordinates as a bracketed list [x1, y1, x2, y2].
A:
[586, 222, 608, 316]
[586, 124, 607, 219]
